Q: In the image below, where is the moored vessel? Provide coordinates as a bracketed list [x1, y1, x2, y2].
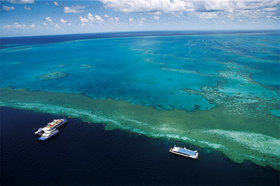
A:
[35, 119, 67, 140]
[169, 146, 199, 159]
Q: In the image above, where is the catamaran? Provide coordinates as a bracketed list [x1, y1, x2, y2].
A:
[35, 119, 67, 140]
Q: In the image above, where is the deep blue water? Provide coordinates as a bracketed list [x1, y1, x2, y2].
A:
[1, 30, 279, 49]
[1, 107, 279, 185]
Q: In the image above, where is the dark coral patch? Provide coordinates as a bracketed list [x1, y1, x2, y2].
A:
[37, 71, 67, 80]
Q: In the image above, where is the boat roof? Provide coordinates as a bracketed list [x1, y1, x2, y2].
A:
[46, 119, 62, 128]
[174, 147, 196, 156]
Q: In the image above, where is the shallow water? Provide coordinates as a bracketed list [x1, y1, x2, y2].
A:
[0, 31, 280, 170]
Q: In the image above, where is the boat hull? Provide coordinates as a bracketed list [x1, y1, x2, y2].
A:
[38, 129, 59, 141]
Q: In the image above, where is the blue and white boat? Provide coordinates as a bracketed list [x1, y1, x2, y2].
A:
[35, 119, 67, 140]
[169, 146, 199, 159]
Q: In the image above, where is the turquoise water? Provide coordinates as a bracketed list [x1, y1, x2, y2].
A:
[1, 31, 280, 170]
[1, 33, 279, 111]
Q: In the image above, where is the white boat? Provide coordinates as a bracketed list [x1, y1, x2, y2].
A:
[35, 119, 67, 140]
[169, 146, 199, 159]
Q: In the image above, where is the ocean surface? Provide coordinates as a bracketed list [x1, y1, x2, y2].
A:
[1, 107, 279, 185]
[0, 31, 280, 184]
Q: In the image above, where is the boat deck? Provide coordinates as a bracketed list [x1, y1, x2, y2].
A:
[46, 120, 62, 128]
[169, 146, 198, 159]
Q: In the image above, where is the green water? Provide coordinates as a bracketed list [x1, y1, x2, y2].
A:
[1, 87, 279, 170]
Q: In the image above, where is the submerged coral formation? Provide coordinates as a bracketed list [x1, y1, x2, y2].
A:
[55, 64, 67, 68]
[0, 87, 279, 170]
[80, 64, 94, 68]
[183, 62, 280, 118]
[37, 71, 67, 80]
[1, 32, 279, 171]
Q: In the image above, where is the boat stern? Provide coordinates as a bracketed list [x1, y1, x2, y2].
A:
[195, 151, 199, 159]
[38, 136, 47, 141]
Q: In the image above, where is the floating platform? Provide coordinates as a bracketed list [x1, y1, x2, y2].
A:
[169, 146, 199, 159]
